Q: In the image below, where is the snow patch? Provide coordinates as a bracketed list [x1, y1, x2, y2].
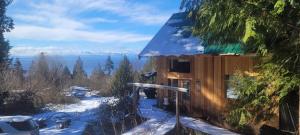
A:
[34, 96, 117, 135]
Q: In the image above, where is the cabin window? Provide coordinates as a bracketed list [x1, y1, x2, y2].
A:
[182, 80, 191, 100]
[168, 79, 178, 102]
[169, 58, 191, 73]
[225, 75, 237, 99]
[168, 79, 178, 87]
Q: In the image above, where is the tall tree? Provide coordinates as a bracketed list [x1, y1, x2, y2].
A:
[61, 66, 72, 88]
[72, 57, 87, 86]
[62, 66, 72, 79]
[111, 55, 134, 97]
[90, 64, 105, 80]
[0, 0, 14, 93]
[104, 56, 114, 75]
[182, 0, 300, 128]
[13, 58, 24, 88]
[0, 0, 13, 70]
[90, 64, 107, 90]
[30, 53, 49, 82]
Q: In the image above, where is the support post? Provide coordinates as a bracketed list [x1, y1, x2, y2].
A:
[127, 83, 188, 134]
[298, 86, 300, 134]
[176, 90, 180, 134]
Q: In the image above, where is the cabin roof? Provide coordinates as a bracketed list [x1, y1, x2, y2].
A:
[139, 12, 204, 57]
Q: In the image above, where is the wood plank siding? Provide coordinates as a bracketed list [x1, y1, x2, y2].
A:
[156, 55, 255, 119]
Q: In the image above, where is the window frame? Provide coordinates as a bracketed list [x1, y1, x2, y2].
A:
[224, 75, 237, 99]
[169, 58, 191, 73]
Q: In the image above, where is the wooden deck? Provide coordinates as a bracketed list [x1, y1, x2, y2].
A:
[123, 97, 239, 135]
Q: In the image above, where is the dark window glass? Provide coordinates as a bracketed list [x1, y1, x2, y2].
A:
[182, 80, 191, 100]
[8, 120, 35, 131]
[172, 79, 179, 87]
[168, 79, 178, 102]
[169, 59, 190, 73]
[168, 79, 171, 86]
[171, 79, 178, 101]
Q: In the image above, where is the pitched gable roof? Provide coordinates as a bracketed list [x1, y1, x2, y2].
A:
[139, 12, 204, 57]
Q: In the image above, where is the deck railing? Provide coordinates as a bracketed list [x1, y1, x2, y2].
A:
[128, 83, 188, 134]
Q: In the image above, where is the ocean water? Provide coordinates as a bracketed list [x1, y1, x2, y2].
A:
[11, 54, 146, 76]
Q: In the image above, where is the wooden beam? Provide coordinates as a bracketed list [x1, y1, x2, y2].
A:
[128, 83, 188, 93]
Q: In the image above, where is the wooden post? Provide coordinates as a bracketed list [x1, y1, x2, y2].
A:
[127, 83, 187, 134]
[299, 86, 300, 135]
[176, 90, 180, 134]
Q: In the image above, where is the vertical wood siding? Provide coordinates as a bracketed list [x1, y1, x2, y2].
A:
[156, 55, 255, 119]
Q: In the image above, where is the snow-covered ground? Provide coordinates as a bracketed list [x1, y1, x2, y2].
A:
[123, 97, 174, 135]
[32, 90, 237, 135]
[33, 94, 117, 135]
[124, 96, 239, 135]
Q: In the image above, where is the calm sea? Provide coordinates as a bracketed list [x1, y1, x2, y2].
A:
[11, 54, 146, 76]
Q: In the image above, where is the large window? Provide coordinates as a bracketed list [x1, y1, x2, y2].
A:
[169, 58, 191, 73]
[182, 80, 191, 100]
[225, 75, 237, 99]
[167, 79, 191, 100]
[168, 79, 178, 102]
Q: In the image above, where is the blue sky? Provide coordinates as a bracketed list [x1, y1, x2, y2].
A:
[5, 0, 181, 56]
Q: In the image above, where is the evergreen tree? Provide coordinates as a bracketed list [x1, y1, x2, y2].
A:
[62, 66, 71, 78]
[182, 0, 300, 128]
[61, 66, 72, 88]
[14, 58, 22, 71]
[0, 0, 13, 70]
[91, 64, 105, 80]
[90, 64, 107, 90]
[13, 58, 24, 88]
[104, 56, 114, 75]
[0, 0, 14, 93]
[26, 53, 51, 91]
[111, 55, 134, 97]
[30, 53, 49, 82]
[72, 57, 87, 85]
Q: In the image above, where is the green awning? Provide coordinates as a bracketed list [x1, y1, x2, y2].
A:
[204, 43, 244, 55]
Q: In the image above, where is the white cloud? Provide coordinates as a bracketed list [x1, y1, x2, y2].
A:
[76, 0, 170, 25]
[7, 0, 175, 56]
[84, 17, 119, 24]
[8, 0, 162, 44]
[23, 0, 171, 26]
[13, 3, 86, 29]
[7, 25, 152, 43]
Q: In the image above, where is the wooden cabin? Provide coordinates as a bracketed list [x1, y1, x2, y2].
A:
[139, 12, 256, 120]
[139, 12, 300, 134]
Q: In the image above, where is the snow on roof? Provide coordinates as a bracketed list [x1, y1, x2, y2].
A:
[0, 115, 32, 122]
[139, 12, 204, 57]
